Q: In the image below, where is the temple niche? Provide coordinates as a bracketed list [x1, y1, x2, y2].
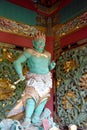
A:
[0, 0, 87, 130]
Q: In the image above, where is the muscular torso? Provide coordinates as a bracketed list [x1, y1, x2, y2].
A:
[27, 49, 51, 74]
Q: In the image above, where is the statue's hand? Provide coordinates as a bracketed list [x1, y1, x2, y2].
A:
[14, 74, 25, 85]
[19, 74, 25, 81]
[49, 61, 56, 70]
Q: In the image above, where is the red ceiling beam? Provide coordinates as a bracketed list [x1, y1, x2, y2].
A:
[0, 31, 53, 52]
[38, 0, 73, 17]
[7, 0, 37, 12]
[60, 26, 87, 47]
[0, 31, 32, 48]
[7, 0, 72, 17]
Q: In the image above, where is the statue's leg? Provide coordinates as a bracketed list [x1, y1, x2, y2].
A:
[22, 98, 35, 128]
[32, 99, 48, 125]
[0, 122, 5, 130]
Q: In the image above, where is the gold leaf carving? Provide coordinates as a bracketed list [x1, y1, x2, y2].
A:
[63, 60, 76, 73]
[0, 78, 16, 100]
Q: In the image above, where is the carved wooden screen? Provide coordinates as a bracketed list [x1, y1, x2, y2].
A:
[0, 43, 28, 120]
[55, 44, 87, 129]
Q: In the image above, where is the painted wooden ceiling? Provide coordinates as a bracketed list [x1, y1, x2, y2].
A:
[7, 0, 73, 16]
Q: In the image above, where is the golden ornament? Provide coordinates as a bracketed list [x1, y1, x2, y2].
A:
[63, 60, 76, 73]
[78, 73, 87, 89]
[62, 91, 76, 109]
[0, 78, 16, 100]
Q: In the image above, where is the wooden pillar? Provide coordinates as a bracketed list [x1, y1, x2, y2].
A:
[45, 17, 55, 116]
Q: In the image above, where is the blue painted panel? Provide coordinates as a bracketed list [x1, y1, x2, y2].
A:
[59, 0, 87, 23]
[0, 0, 37, 25]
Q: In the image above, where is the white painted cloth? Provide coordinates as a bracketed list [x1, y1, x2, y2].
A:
[26, 72, 52, 97]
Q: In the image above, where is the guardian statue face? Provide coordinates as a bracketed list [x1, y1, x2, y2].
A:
[33, 39, 45, 53]
[32, 32, 46, 53]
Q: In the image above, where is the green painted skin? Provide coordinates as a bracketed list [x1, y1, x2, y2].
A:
[13, 38, 56, 79]
[13, 38, 56, 127]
